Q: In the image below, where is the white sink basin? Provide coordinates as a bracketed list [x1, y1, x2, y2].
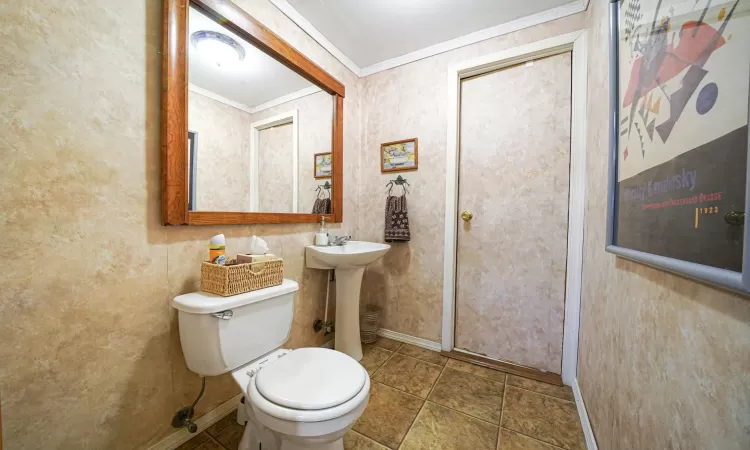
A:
[306, 241, 391, 269]
[305, 241, 391, 361]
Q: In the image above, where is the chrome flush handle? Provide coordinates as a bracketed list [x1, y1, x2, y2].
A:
[211, 310, 233, 320]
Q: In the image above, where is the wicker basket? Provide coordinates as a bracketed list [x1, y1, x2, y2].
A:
[359, 304, 382, 344]
[200, 258, 283, 297]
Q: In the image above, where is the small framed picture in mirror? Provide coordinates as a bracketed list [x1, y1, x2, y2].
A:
[314, 152, 332, 179]
[381, 138, 418, 173]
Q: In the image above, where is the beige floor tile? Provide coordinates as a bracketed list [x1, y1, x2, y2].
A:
[446, 358, 507, 383]
[400, 402, 498, 450]
[501, 386, 585, 450]
[352, 382, 424, 449]
[372, 354, 443, 398]
[193, 437, 225, 450]
[205, 409, 238, 437]
[497, 428, 562, 450]
[397, 343, 448, 366]
[175, 431, 211, 450]
[506, 375, 574, 402]
[360, 344, 393, 375]
[344, 430, 390, 449]
[428, 368, 505, 424]
[371, 337, 402, 351]
[213, 422, 245, 449]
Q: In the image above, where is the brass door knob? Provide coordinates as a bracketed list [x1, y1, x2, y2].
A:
[461, 211, 473, 222]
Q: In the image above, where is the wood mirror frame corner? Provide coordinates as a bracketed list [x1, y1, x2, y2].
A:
[161, 0, 344, 226]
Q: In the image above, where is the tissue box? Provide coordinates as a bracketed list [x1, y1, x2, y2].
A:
[236, 253, 277, 264]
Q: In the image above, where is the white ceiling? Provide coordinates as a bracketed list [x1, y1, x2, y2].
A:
[282, 0, 579, 70]
[188, 5, 313, 109]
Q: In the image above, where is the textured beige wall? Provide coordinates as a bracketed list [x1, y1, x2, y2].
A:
[578, 2, 750, 449]
[257, 123, 294, 212]
[188, 91, 253, 211]
[0, 0, 359, 448]
[252, 90, 333, 214]
[358, 13, 586, 342]
[455, 53, 572, 374]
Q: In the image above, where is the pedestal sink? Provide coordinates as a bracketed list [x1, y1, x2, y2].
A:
[306, 241, 390, 361]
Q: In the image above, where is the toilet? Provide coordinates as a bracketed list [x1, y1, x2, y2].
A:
[172, 279, 370, 450]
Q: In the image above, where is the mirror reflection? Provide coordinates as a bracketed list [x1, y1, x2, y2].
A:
[187, 4, 334, 213]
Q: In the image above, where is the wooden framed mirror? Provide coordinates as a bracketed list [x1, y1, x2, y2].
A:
[161, 0, 344, 225]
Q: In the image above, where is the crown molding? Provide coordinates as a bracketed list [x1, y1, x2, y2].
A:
[271, 0, 585, 78]
[188, 83, 255, 114]
[270, 0, 363, 77]
[188, 84, 321, 115]
[359, 1, 585, 76]
[249, 85, 322, 114]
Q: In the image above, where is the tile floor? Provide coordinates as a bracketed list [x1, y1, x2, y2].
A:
[178, 338, 586, 450]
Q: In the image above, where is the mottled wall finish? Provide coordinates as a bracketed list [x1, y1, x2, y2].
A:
[188, 91, 252, 211]
[578, 2, 750, 449]
[258, 123, 294, 212]
[0, 0, 359, 449]
[252, 90, 333, 214]
[455, 53, 571, 374]
[358, 13, 586, 342]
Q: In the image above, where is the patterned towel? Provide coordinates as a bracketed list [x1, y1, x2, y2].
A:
[312, 198, 331, 214]
[385, 195, 410, 242]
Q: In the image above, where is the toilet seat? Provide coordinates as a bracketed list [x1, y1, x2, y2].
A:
[255, 347, 366, 410]
[247, 348, 370, 423]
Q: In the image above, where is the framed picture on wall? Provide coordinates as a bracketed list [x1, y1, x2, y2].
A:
[606, 0, 750, 294]
[381, 138, 418, 173]
[314, 152, 332, 179]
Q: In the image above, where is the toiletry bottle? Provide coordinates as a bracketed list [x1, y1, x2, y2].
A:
[315, 217, 329, 246]
[209, 234, 227, 265]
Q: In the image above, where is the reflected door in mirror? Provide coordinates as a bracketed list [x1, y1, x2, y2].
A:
[187, 3, 333, 213]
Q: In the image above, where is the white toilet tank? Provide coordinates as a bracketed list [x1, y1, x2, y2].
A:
[172, 279, 299, 376]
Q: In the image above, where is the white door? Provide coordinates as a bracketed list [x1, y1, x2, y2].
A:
[455, 53, 572, 374]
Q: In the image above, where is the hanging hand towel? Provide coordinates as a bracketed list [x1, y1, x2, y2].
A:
[312, 198, 331, 214]
[384, 194, 411, 242]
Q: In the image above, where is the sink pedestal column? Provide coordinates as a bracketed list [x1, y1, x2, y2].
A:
[334, 267, 365, 361]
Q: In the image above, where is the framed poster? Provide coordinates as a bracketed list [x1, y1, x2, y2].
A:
[607, 0, 750, 294]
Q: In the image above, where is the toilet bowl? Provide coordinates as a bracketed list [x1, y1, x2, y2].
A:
[173, 281, 369, 449]
[232, 347, 370, 450]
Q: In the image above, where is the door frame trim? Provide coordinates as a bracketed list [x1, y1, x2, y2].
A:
[249, 109, 299, 212]
[441, 30, 587, 385]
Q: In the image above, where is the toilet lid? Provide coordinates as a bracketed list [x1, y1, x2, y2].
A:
[255, 347, 366, 410]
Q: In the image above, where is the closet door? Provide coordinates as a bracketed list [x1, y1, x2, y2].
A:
[454, 53, 572, 374]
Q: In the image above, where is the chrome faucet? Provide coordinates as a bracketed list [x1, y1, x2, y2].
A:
[328, 235, 352, 246]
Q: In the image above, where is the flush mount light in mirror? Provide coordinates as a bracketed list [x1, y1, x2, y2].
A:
[161, 0, 344, 226]
[186, 4, 334, 215]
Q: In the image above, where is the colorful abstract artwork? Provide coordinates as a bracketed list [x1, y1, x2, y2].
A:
[613, 0, 750, 272]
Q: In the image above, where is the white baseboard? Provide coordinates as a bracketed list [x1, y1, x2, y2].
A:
[147, 393, 243, 450]
[572, 378, 598, 450]
[376, 328, 442, 352]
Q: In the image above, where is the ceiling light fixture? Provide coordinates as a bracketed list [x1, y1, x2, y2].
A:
[190, 30, 245, 67]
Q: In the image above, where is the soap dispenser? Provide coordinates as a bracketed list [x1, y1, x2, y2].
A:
[315, 216, 329, 246]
